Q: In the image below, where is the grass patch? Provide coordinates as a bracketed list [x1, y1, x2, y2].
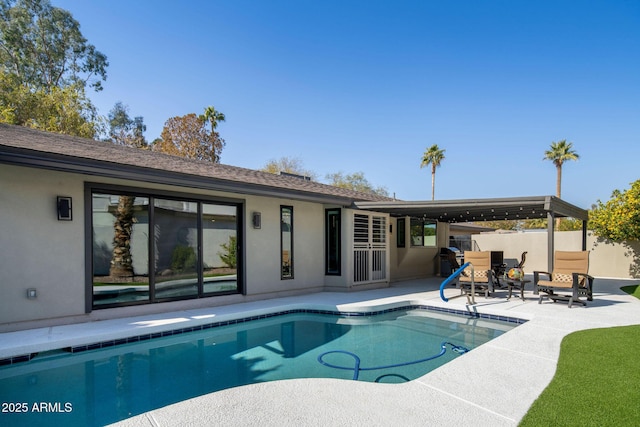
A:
[520, 325, 640, 426]
[621, 284, 640, 299]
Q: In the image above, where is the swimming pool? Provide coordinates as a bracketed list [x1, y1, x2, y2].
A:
[0, 306, 522, 426]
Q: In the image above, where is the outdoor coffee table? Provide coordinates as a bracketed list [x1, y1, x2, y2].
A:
[505, 278, 531, 301]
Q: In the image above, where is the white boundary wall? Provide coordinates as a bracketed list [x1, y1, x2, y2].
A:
[473, 230, 639, 279]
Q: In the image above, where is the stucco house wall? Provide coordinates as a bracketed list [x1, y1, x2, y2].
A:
[0, 164, 332, 328]
[1, 165, 87, 325]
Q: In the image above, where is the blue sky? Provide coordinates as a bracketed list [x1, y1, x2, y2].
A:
[54, 0, 639, 209]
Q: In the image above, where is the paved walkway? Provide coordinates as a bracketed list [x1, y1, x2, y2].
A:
[1, 276, 639, 426]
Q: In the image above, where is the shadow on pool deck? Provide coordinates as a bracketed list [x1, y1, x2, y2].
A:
[2, 276, 639, 426]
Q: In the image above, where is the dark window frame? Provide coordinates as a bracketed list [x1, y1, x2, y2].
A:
[325, 208, 341, 275]
[396, 217, 406, 248]
[85, 183, 244, 312]
[280, 205, 294, 280]
[410, 218, 437, 247]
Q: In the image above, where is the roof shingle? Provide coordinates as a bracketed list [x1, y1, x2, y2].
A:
[0, 124, 393, 203]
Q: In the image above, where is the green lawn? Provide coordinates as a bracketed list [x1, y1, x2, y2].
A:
[621, 284, 640, 298]
[520, 286, 640, 426]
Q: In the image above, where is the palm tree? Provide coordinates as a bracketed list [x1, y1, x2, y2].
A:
[420, 144, 446, 200]
[109, 195, 135, 278]
[543, 140, 579, 199]
[201, 105, 225, 130]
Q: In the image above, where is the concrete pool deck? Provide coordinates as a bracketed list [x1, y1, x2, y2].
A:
[1, 276, 639, 426]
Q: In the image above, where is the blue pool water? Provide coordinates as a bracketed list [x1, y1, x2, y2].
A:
[0, 307, 520, 426]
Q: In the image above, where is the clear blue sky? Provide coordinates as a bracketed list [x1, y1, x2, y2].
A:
[54, 0, 639, 209]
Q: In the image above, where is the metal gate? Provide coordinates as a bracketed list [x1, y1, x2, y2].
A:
[353, 213, 387, 284]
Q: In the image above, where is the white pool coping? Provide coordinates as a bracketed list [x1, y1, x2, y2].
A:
[1, 276, 639, 426]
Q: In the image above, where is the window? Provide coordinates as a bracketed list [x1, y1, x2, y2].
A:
[281, 206, 293, 279]
[325, 209, 341, 275]
[396, 218, 405, 248]
[410, 218, 437, 247]
[90, 187, 241, 309]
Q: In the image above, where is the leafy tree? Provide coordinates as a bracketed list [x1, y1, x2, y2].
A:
[477, 220, 519, 230]
[520, 218, 584, 231]
[420, 144, 445, 200]
[0, 0, 105, 137]
[218, 235, 237, 268]
[590, 180, 640, 242]
[171, 245, 197, 273]
[475, 218, 584, 231]
[262, 156, 318, 180]
[107, 102, 147, 148]
[0, 70, 100, 137]
[0, 0, 108, 92]
[154, 108, 225, 162]
[325, 171, 389, 197]
[543, 139, 579, 199]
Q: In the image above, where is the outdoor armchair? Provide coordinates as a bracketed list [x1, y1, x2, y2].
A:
[459, 251, 495, 299]
[534, 250, 594, 308]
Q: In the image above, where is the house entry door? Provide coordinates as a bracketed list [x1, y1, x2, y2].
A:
[353, 213, 388, 284]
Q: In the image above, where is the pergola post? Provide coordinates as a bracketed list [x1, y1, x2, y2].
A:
[547, 211, 555, 272]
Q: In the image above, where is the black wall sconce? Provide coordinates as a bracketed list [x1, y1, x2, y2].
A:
[252, 212, 261, 229]
[57, 196, 72, 221]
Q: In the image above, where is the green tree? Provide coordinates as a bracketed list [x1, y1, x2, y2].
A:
[0, 0, 105, 137]
[325, 171, 389, 197]
[218, 235, 237, 268]
[0, 70, 100, 137]
[262, 156, 317, 180]
[200, 105, 225, 130]
[590, 180, 640, 242]
[107, 102, 147, 148]
[519, 218, 583, 231]
[420, 144, 445, 200]
[543, 139, 579, 199]
[0, 0, 108, 92]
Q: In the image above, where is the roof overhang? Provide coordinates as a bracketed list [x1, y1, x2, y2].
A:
[353, 196, 588, 223]
[0, 145, 358, 206]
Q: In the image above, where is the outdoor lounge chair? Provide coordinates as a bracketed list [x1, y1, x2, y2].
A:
[534, 251, 594, 308]
[459, 251, 495, 299]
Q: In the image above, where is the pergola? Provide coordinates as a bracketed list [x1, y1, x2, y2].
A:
[354, 195, 589, 271]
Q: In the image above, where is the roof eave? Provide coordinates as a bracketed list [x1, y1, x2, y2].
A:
[0, 146, 358, 206]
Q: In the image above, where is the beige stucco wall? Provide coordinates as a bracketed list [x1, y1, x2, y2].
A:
[473, 230, 638, 279]
[5, 164, 511, 329]
[1, 165, 87, 324]
[243, 195, 325, 296]
[0, 164, 329, 328]
[389, 218, 447, 281]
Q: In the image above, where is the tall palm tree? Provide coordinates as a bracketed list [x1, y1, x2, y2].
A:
[543, 140, 579, 199]
[201, 105, 225, 130]
[420, 144, 446, 200]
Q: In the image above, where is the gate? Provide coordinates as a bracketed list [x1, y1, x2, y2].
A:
[353, 213, 388, 284]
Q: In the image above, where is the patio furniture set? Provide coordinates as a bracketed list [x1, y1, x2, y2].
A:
[454, 250, 594, 308]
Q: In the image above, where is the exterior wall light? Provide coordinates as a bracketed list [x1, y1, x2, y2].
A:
[252, 212, 261, 229]
[57, 196, 72, 221]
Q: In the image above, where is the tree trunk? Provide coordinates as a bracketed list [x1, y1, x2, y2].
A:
[109, 195, 135, 278]
[431, 165, 436, 200]
[555, 165, 562, 228]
